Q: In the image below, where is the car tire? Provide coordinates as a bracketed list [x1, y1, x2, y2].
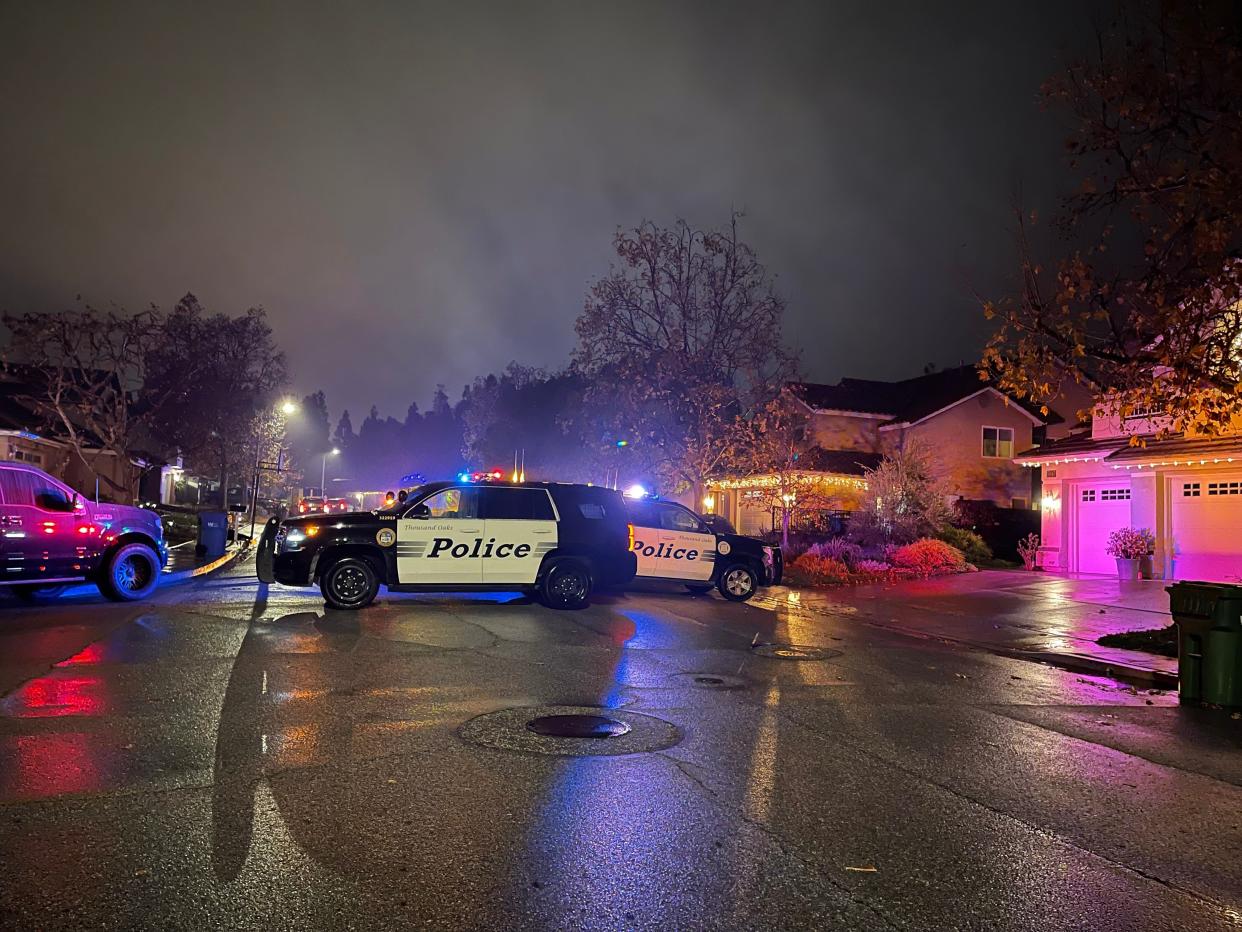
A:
[99, 543, 161, 602]
[717, 562, 758, 602]
[12, 584, 69, 602]
[319, 557, 379, 610]
[685, 583, 714, 595]
[540, 557, 592, 609]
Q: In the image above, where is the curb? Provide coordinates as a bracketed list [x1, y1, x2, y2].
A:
[160, 546, 246, 586]
[755, 589, 1179, 690]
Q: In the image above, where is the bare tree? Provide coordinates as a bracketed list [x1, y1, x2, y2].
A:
[574, 215, 795, 494]
[733, 393, 837, 547]
[2, 303, 183, 495]
[854, 440, 951, 546]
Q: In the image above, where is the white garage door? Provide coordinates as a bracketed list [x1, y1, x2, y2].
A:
[1170, 477, 1242, 582]
[1073, 482, 1132, 575]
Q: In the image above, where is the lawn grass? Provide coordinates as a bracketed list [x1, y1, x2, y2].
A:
[1097, 625, 1178, 658]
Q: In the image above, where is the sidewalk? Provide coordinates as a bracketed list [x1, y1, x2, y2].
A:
[161, 540, 245, 583]
[754, 569, 1179, 687]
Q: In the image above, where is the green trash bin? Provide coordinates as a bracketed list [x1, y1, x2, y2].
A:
[1166, 581, 1242, 708]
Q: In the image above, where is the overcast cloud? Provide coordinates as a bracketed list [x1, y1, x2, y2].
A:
[0, 0, 1097, 419]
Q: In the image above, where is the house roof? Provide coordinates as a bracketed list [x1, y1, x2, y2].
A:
[787, 365, 1061, 426]
[796, 447, 884, 476]
[1014, 432, 1128, 464]
[1103, 434, 1242, 467]
[1016, 431, 1242, 468]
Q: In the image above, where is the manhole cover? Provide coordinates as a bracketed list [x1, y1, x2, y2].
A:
[526, 714, 631, 739]
[671, 672, 750, 690]
[460, 705, 681, 757]
[753, 644, 843, 662]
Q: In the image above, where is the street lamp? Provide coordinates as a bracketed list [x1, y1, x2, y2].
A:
[321, 447, 340, 492]
[248, 399, 301, 544]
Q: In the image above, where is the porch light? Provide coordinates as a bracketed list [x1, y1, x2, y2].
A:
[702, 495, 715, 510]
[1041, 494, 1059, 511]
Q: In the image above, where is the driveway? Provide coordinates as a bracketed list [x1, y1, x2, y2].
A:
[755, 570, 1178, 680]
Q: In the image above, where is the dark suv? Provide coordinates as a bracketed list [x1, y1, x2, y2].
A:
[625, 498, 781, 601]
[257, 481, 637, 610]
[0, 462, 167, 602]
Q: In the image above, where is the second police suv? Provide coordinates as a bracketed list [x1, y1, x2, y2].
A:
[257, 479, 638, 609]
[625, 495, 782, 601]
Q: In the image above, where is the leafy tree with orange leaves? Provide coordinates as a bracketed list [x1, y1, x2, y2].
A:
[982, 3, 1242, 435]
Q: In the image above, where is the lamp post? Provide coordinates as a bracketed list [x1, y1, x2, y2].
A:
[321, 447, 340, 494]
[248, 399, 298, 545]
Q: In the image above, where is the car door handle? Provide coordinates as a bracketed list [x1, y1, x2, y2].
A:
[458, 526, 482, 534]
[532, 530, 553, 535]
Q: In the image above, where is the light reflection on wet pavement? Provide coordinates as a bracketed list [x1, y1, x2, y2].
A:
[0, 566, 1238, 930]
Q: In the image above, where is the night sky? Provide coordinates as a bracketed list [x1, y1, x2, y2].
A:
[0, 0, 1098, 419]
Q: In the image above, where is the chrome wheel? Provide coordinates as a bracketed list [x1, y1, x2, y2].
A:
[116, 554, 152, 593]
[719, 564, 757, 601]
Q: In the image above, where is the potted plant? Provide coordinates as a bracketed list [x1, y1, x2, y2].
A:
[1105, 527, 1155, 580]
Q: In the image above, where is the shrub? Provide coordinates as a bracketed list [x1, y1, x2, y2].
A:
[854, 440, 953, 545]
[891, 538, 968, 574]
[805, 538, 864, 568]
[853, 559, 893, 581]
[789, 553, 852, 586]
[1017, 532, 1040, 570]
[936, 526, 992, 565]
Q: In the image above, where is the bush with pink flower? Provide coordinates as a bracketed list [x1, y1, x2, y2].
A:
[1104, 527, 1154, 559]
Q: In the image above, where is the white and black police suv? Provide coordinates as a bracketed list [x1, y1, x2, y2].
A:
[257, 480, 637, 610]
[625, 497, 782, 601]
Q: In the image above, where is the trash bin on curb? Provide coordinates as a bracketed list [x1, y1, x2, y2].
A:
[196, 510, 228, 561]
[1166, 581, 1242, 708]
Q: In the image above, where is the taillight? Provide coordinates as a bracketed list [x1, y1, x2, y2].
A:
[627, 523, 635, 550]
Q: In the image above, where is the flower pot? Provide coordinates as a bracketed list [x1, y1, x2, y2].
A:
[1138, 554, 1155, 580]
[1115, 558, 1140, 581]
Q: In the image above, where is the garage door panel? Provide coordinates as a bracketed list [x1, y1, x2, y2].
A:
[1074, 482, 1131, 575]
[1171, 477, 1242, 582]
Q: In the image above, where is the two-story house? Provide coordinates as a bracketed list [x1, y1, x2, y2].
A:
[1017, 405, 1242, 581]
[706, 365, 1064, 535]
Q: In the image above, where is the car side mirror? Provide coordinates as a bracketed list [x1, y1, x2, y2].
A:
[410, 504, 431, 519]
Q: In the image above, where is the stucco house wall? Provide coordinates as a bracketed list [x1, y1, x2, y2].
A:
[806, 412, 885, 453]
[898, 391, 1038, 506]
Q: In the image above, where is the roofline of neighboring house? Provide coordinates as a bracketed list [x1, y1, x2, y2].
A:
[0, 428, 67, 448]
[878, 387, 1046, 431]
[783, 387, 892, 419]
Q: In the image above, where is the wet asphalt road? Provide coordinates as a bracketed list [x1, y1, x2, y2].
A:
[0, 560, 1240, 931]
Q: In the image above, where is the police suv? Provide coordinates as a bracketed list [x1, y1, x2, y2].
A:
[257, 480, 637, 610]
[625, 497, 781, 601]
